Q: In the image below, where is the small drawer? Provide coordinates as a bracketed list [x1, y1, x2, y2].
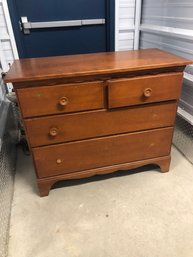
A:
[33, 127, 173, 178]
[108, 72, 183, 109]
[25, 102, 177, 147]
[16, 81, 104, 118]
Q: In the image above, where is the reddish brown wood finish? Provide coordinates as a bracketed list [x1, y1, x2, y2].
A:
[4, 49, 191, 84]
[37, 155, 171, 197]
[4, 49, 192, 196]
[108, 72, 183, 108]
[25, 102, 177, 147]
[16, 81, 104, 117]
[33, 127, 173, 178]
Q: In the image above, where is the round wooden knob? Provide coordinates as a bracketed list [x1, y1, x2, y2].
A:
[59, 97, 68, 106]
[49, 127, 58, 137]
[56, 159, 62, 164]
[143, 88, 152, 98]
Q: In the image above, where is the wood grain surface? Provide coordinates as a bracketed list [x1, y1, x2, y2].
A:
[16, 81, 104, 117]
[4, 49, 191, 196]
[4, 49, 191, 84]
[33, 127, 173, 178]
[108, 72, 183, 108]
[25, 102, 177, 147]
[37, 155, 171, 196]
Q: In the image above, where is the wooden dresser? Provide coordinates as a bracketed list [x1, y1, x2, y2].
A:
[5, 49, 191, 196]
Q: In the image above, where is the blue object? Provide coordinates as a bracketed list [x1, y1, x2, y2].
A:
[7, 0, 115, 58]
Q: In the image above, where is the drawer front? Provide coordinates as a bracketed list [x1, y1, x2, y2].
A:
[108, 72, 183, 108]
[16, 81, 104, 118]
[33, 127, 173, 178]
[26, 102, 177, 147]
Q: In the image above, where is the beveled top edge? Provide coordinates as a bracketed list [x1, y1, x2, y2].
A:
[4, 48, 192, 83]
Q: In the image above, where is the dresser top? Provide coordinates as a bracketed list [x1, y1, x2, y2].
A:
[5, 48, 192, 83]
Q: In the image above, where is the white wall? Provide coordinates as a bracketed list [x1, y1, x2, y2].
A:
[115, 0, 136, 51]
[0, 0, 18, 94]
[0, 0, 18, 71]
[140, 0, 193, 60]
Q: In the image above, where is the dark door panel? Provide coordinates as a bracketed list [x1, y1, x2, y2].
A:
[23, 26, 107, 57]
[16, 0, 106, 20]
[7, 0, 114, 58]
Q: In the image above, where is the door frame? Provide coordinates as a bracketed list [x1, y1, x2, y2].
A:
[7, 0, 115, 58]
[106, 0, 115, 52]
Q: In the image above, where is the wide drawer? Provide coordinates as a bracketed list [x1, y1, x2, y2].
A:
[26, 102, 177, 147]
[108, 72, 183, 108]
[16, 81, 104, 118]
[33, 127, 173, 178]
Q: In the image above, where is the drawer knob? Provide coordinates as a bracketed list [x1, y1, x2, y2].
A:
[59, 96, 68, 106]
[49, 127, 58, 137]
[143, 88, 152, 98]
[56, 159, 62, 164]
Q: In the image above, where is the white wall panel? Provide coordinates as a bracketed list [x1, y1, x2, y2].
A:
[0, 4, 7, 35]
[140, 0, 193, 60]
[140, 32, 193, 60]
[115, 0, 136, 51]
[0, 0, 18, 72]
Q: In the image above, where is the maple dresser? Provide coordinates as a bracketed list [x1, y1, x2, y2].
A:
[5, 49, 191, 196]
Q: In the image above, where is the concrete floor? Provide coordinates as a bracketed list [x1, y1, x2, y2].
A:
[8, 146, 193, 257]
